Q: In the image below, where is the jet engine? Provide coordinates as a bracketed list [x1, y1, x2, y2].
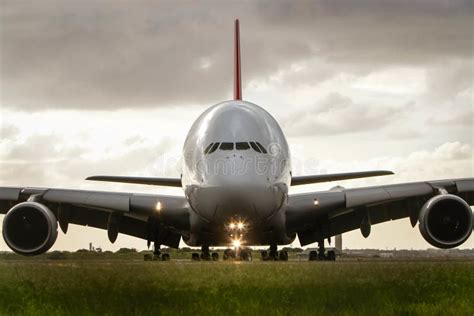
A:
[2, 202, 58, 256]
[418, 194, 472, 249]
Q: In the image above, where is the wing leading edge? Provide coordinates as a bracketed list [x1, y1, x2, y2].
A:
[291, 170, 394, 186]
[86, 175, 182, 187]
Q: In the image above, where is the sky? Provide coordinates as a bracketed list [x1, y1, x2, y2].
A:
[0, 0, 473, 251]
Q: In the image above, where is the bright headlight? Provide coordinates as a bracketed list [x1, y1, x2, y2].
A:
[232, 239, 241, 248]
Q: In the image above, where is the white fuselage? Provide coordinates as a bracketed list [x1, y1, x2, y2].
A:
[180, 100, 293, 246]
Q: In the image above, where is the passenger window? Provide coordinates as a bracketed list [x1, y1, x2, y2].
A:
[204, 143, 214, 154]
[208, 142, 220, 154]
[256, 142, 267, 153]
[249, 142, 261, 153]
[236, 142, 250, 150]
[219, 142, 234, 150]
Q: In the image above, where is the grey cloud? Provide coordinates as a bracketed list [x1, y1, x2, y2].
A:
[0, 0, 472, 110]
[282, 93, 409, 136]
[386, 129, 422, 140]
[4, 134, 85, 162]
[427, 107, 474, 127]
[0, 132, 178, 187]
[424, 60, 474, 101]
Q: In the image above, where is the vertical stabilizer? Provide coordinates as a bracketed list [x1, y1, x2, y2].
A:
[234, 19, 242, 100]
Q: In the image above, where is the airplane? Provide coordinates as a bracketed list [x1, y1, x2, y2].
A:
[1, 20, 472, 261]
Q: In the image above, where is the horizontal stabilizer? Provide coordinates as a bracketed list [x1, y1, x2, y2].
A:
[291, 170, 393, 186]
[86, 175, 182, 187]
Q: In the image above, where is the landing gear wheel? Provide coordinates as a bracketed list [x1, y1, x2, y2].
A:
[161, 253, 170, 261]
[144, 254, 153, 261]
[223, 248, 235, 260]
[191, 253, 200, 261]
[268, 245, 278, 261]
[200, 245, 211, 261]
[309, 250, 318, 261]
[279, 250, 288, 261]
[211, 252, 219, 261]
[326, 250, 336, 261]
[260, 250, 268, 261]
[200, 253, 211, 261]
[240, 248, 252, 261]
[317, 240, 326, 261]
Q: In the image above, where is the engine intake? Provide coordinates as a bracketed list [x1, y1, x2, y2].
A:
[419, 194, 472, 249]
[2, 202, 58, 256]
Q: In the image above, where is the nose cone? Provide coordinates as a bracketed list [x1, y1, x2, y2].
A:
[202, 151, 275, 187]
[190, 181, 286, 223]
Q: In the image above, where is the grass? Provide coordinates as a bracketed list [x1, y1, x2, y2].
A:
[0, 259, 472, 315]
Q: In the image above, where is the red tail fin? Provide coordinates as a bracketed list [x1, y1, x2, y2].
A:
[234, 19, 242, 100]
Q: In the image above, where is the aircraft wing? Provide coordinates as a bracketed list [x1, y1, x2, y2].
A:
[291, 170, 393, 186]
[286, 178, 474, 246]
[86, 175, 182, 187]
[0, 187, 190, 248]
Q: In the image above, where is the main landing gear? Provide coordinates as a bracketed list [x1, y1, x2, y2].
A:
[191, 245, 220, 261]
[143, 244, 170, 261]
[260, 244, 288, 261]
[308, 241, 336, 261]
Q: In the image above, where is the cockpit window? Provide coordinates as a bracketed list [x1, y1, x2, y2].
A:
[219, 142, 234, 150]
[249, 142, 261, 153]
[204, 143, 214, 154]
[204, 141, 269, 154]
[208, 142, 220, 154]
[256, 142, 267, 154]
[235, 142, 250, 150]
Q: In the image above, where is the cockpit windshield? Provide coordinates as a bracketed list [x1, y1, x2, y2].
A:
[219, 142, 234, 150]
[203, 141, 268, 154]
[235, 142, 250, 150]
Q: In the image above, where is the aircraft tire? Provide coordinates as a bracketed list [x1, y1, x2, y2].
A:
[279, 250, 288, 261]
[240, 249, 252, 261]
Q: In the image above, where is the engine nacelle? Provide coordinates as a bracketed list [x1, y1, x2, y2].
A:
[419, 194, 472, 249]
[2, 202, 58, 256]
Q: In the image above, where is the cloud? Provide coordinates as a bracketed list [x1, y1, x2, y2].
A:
[427, 106, 473, 127]
[0, 124, 19, 140]
[1, 0, 472, 110]
[290, 141, 474, 193]
[0, 131, 180, 190]
[424, 60, 474, 101]
[282, 93, 409, 136]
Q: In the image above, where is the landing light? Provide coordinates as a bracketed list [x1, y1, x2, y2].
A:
[237, 222, 244, 230]
[155, 201, 162, 212]
[313, 199, 320, 207]
[229, 223, 236, 229]
[232, 239, 241, 248]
